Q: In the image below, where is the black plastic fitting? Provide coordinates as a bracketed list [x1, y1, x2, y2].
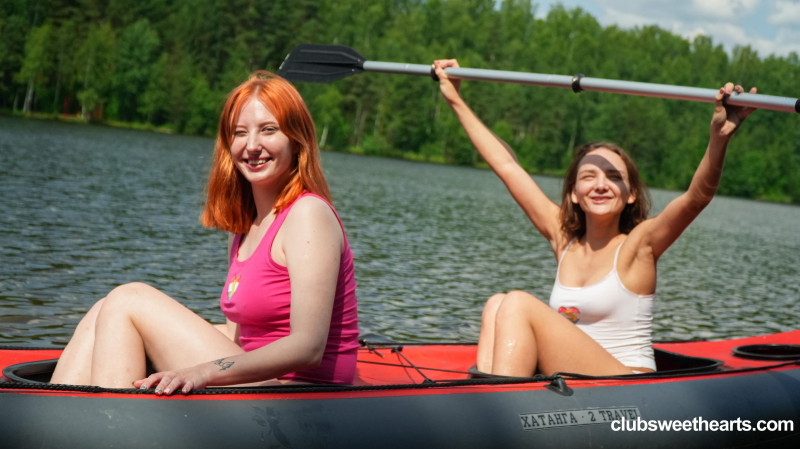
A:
[572, 73, 585, 93]
[431, 67, 440, 82]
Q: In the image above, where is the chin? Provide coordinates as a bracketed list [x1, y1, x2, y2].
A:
[583, 204, 624, 217]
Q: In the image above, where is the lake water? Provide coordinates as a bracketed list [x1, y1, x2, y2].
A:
[1, 116, 798, 346]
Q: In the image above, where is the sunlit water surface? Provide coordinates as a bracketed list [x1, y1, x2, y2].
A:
[1, 116, 798, 346]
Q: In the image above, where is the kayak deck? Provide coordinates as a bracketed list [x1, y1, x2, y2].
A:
[1, 329, 799, 395]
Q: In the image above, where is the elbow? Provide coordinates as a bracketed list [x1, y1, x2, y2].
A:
[305, 351, 324, 370]
[687, 175, 720, 210]
[685, 192, 712, 215]
[297, 339, 326, 370]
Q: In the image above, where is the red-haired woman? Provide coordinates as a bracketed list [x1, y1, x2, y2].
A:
[433, 59, 756, 377]
[51, 72, 359, 392]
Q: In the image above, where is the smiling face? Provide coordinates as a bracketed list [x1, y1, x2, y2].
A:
[570, 148, 636, 219]
[229, 98, 297, 188]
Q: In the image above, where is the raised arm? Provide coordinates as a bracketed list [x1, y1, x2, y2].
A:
[433, 60, 563, 252]
[633, 83, 756, 260]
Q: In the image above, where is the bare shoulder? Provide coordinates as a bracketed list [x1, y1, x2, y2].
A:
[287, 196, 338, 222]
[283, 196, 343, 240]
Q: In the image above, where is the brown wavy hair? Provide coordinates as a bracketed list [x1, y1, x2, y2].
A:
[560, 142, 651, 240]
[201, 71, 332, 233]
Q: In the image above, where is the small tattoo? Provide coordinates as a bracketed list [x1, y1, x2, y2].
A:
[213, 358, 234, 371]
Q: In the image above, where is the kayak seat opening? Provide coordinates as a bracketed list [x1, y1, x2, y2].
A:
[2, 359, 58, 383]
[732, 344, 800, 361]
[467, 348, 723, 379]
[3, 357, 157, 384]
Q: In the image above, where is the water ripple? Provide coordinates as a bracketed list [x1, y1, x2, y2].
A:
[1, 116, 799, 346]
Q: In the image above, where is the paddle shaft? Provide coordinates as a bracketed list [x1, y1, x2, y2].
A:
[363, 61, 800, 113]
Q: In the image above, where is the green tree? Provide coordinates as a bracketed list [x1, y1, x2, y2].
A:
[138, 52, 168, 123]
[75, 23, 116, 120]
[114, 19, 160, 121]
[15, 22, 53, 114]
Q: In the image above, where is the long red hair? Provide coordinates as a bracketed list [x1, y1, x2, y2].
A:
[201, 71, 332, 233]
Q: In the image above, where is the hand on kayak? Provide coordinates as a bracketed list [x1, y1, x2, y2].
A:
[433, 59, 462, 104]
[711, 82, 757, 140]
[135, 365, 209, 396]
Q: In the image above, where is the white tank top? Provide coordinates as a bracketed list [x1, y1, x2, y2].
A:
[549, 238, 656, 371]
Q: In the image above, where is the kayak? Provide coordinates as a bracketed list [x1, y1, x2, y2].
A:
[1, 331, 799, 448]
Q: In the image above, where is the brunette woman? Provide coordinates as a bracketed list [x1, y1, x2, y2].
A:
[51, 72, 359, 392]
[433, 59, 755, 377]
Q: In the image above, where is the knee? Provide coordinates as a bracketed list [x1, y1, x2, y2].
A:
[101, 282, 155, 313]
[75, 298, 105, 332]
[482, 293, 507, 323]
[495, 290, 540, 321]
[85, 298, 106, 321]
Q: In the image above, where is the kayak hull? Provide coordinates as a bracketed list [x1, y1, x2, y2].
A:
[2, 370, 799, 448]
[1, 331, 799, 448]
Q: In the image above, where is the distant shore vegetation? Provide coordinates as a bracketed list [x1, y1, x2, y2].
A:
[2, 0, 799, 203]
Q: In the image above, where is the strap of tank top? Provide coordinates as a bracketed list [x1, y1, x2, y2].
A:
[264, 200, 295, 258]
[559, 238, 577, 264]
[612, 238, 627, 270]
[229, 233, 243, 265]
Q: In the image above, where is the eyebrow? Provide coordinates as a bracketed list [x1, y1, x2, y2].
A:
[234, 121, 279, 128]
[578, 166, 626, 176]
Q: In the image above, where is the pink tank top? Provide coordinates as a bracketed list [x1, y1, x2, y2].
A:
[220, 192, 360, 384]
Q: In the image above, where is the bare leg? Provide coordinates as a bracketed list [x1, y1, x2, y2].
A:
[50, 298, 105, 385]
[91, 282, 244, 388]
[490, 290, 632, 377]
[476, 293, 506, 373]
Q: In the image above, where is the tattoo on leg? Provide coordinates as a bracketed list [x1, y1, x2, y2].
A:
[213, 358, 234, 371]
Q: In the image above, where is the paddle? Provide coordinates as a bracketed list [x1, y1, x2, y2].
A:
[278, 43, 800, 114]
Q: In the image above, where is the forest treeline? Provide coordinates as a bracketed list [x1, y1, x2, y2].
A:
[2, 0, 800, 202]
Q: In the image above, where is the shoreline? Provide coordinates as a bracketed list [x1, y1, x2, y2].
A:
[0, 110, 177, 135]
[1, 111, 792, 206]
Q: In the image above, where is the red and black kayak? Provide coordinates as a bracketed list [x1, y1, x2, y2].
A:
[1, 331, 799, 448]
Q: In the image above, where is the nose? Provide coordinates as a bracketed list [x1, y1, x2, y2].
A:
[246, 130, 259, 152]
[593, 175, 610, 192]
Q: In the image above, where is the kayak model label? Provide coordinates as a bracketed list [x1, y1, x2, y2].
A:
[520, 407, 640, 431]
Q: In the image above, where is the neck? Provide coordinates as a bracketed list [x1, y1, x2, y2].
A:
[582, 213, 622, 249]
[250, 179, 290, 226]
[251, 187, 279, 226]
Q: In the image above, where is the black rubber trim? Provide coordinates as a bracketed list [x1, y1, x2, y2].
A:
[0, 360, 554, 394]
[2, 359, 798, 395]
[795, 98, 799, 113]
[555, 359, 800, 381]
[0, 345, 62, 350]
[572, 73, 585, 93]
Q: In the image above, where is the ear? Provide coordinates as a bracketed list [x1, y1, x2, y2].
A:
[571, 187, 579, 204]
[627, 190, 636, 205]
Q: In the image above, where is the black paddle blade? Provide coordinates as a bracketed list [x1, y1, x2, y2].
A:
[278, 44, 366, 83]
